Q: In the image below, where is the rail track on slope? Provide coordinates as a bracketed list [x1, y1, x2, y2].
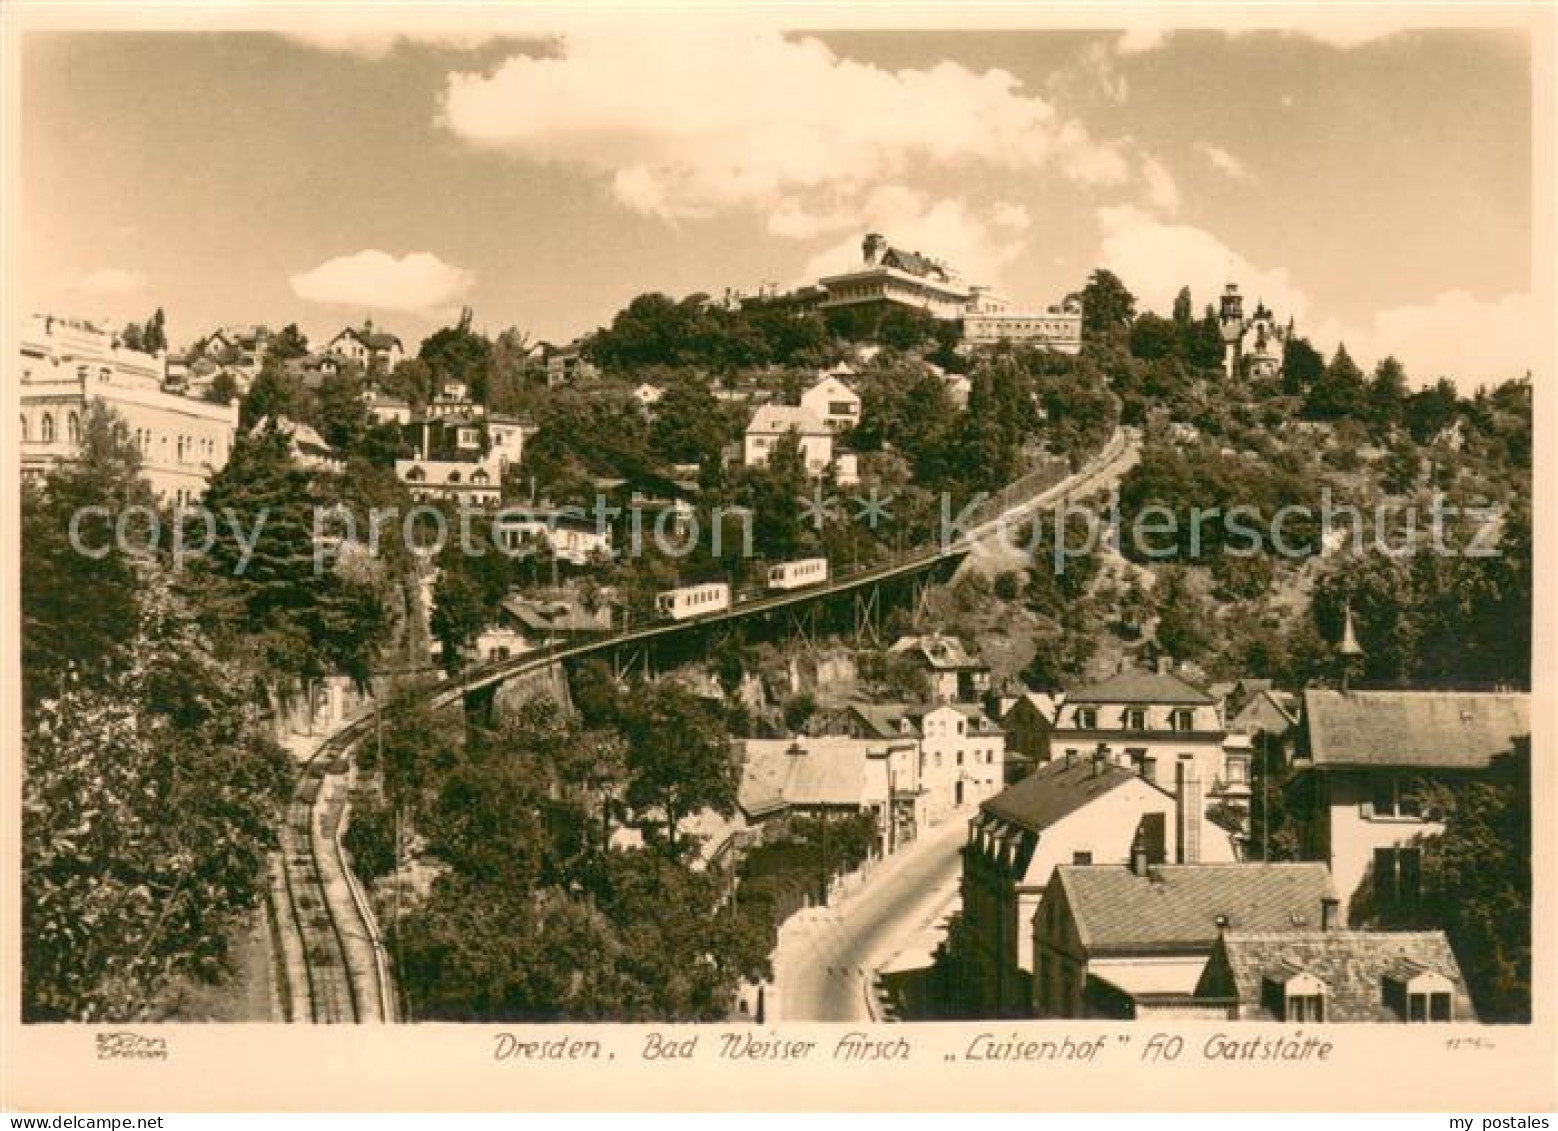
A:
[270, 428, 1137, 1022]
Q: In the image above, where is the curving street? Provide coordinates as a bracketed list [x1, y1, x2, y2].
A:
[769, 815, 968, 1022]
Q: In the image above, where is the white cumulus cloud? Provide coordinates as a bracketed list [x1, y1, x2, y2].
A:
[1141, 155, 1181, 213]
[1313, 291, 1538, 392]
[289, 250, 474, 315]
[76, 267, 147, 296]
[1096, 205, 1309, 323]
[437, 29, 1130, 228]
[1095, 207, 1537, 388]
[801, 194, 1032, 291]
[1195, 141, 1255, 182]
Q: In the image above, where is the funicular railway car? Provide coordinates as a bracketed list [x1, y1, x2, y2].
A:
[655, 581, 732, 621]
[766, 557, 830, 591]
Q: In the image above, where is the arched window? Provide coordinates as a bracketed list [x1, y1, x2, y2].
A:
[447, 470, 462, 484]
[19, 414, 27, 442]
[159, 435, 168, 462]
[405, 466, 425, 482]
[40, 413, 55, 443]
[67, 412, 80, 443]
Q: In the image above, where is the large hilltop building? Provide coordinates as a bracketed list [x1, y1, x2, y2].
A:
[817, 233, 1081, 353]
[18, 314, 239, 504]
[1219, 282, 1289, 380]
[819, 233, 973, 321]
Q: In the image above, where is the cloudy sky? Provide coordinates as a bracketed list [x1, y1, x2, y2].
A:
[18, 16, 1538, 387]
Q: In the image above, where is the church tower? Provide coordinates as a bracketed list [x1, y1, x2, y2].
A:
[1218, 283, 1246, 378]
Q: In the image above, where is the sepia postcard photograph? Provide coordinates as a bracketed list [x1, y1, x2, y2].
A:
[1, 0, 1554, 1115]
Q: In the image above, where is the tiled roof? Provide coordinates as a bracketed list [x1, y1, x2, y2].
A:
[981, 755, 1158, 834]
[747, 404, 827, 436]
[499, 596, 612, 634]
[1302, 690, 1529, 770]
[940, 703, 1003, 734]
[850, 703, 916, 740]
[1056, 863, 1333, 954]
[1067, 669, 1213, 706]
[848, 701, 999, 739]
[1199, 930, 1477, 1022]
[881, 246, 951, 283]
[1231, 690, 1299, 735]
[737, 738, 887, 816]
[1008, 691, 1063, 722]
[806, 374, 858, 398]
[335, 325, 402, 351]
[249, 415, 336, 457]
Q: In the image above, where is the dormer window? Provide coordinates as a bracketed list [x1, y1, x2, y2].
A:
[1171, 708, 1195, 732]
[1383, 965, 1454, 1022]
[1125, 708, 1147, 731]
[1262, 969, 1327, 1022]
[1075, 707, 1098, 730]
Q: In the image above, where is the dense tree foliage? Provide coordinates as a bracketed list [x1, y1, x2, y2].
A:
[394, 695, 765, 1021]
[199, 423, 388, 685]
[1414, 741, 1531, 1021]
[20, 406, 154, 707]
[21, 430, 289, 1020]
[1080, 269, 1135, 343]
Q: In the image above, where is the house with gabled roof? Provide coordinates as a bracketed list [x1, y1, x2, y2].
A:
[466, 592, 615, 662]
[328, 319, 404, 371]
[1051, 668, 1252, 855]
[799, 373, 861, 432]
[1229, 686, 1300, 738]
[958, 751, 1188, 1016]
[284, 351, 347, 390]
[998, 690, 1063, 778]
[1194, 927, 1476, 1023]
[1289, 689, 1530, 921]
[844, 701, 1004, 824]
[887, 632, 991, 703]
[743, 404, 834, 477]
[736, 737, 905, 855]
[1033, 859, 1333, 1018]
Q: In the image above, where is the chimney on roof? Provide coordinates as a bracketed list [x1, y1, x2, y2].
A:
[1175, 760, 1201, 864]
[1130, 829, 1149, 877]
[1157, 655, 1173, 676]
[1321, 895, 1339, 932]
